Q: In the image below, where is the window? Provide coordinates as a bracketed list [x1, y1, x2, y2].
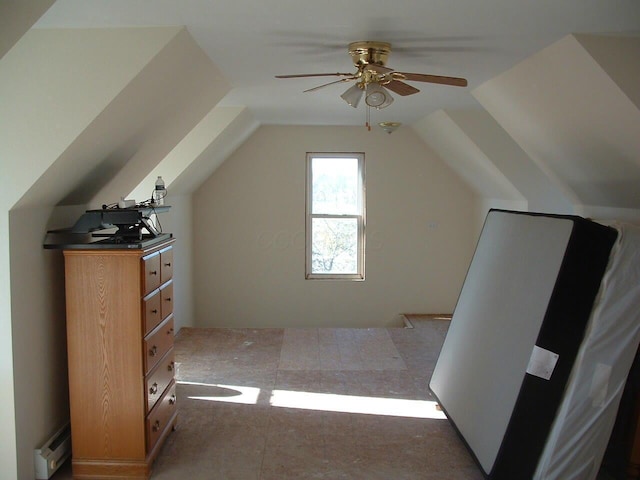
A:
[306, 153, 365, 280]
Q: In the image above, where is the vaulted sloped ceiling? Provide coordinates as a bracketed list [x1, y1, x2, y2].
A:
[5, 26, 638, 221]
[87, 29, 235, 208]
[473, 34, 640, 220]
[3, 26, 181, 209]
[576, 35, 640, 111]
[413, 110, 528, 208]
[0, 0, 54, 59]
[10, 26, 232, 210]
[444, 108, 577, 214]
[414, 34, 640, 221]
[414, 107, 576, 214]
[128, 105, 259, 202]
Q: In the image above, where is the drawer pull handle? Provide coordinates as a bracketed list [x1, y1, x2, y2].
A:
[169, 395, 177, 405]
[152, 420, 161, 432]
[149, 345, 157, 357]
[165, 297, 172, 302]
[168, 362, 174, 372]
[149, 383, 158, 395]
[151, 309, 158, 314]
[149, 270, 158, 276]
[167, 328, 174, 335]
[164, 262, 172, 267]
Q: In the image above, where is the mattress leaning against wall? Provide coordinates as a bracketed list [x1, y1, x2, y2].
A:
[534, 221, 640, 480]
[428, 209, 621, 480]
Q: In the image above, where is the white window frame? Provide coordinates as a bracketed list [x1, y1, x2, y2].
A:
[305, 152, 365, 280]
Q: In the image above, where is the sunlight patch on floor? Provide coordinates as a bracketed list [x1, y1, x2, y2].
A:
[270, 389, 447, 419]
[179, 381, 261, 405]
[179, 381, 447, 419]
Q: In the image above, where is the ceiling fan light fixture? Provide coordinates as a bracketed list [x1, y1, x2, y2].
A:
[378, 88, 394, 109]
[340, 83, 363, 108]
[365, 82, 393, 109]
[379, 122, 402, 134]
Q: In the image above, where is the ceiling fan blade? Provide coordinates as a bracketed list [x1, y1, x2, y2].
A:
[303, 77, 356, 93]
[275, 72, 354, 78]
[394, 72, 468, 87]
[384, 80, 420, 96]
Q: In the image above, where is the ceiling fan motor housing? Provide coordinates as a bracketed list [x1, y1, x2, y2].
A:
[348, 41, 391, 68]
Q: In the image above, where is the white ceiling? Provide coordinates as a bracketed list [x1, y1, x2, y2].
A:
[35, 0, 640, 127]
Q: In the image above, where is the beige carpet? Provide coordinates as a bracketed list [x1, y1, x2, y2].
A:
[54, 322, 484, 480]
[279, 328, 407, 371]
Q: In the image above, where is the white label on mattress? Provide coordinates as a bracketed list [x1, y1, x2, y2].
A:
[526, 345, 559, 380]
[588, 363, 612, 407]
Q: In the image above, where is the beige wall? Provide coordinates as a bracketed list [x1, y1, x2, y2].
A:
[159, 193, 195, 332]
[193, 125, 477, 328]
[9, 205, 85, 478]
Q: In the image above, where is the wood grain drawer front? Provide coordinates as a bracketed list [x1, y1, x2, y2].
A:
[144, 316, 174, 375]
[160, 247, 173, 284]
[142, 253, 161, 295]
[147, 380, 177, 453]
[160, 281, 174, 319]
[142, 291, 162, 335]
[146, 349, 175, 413]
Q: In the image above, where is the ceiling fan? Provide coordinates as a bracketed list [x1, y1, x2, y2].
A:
[276, 41, 468, 111]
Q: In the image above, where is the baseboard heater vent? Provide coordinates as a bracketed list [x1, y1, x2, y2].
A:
[34, 423, 71, 479]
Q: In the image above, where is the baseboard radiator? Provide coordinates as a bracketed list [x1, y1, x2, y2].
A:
[34, 423, 71, 479]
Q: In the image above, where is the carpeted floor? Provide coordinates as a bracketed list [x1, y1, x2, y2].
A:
[53, 321, 482, 479]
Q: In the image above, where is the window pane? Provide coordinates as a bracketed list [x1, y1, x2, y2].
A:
[312, 157, 359, 215]
[311, 217, 358, 274]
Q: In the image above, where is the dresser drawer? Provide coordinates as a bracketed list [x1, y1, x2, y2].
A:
[142, 290, 162, 335]
[142, 252, 161, 295]
[146, 349, 175, 413]
[144, 315, 174, 375]
[160, 281, 174, 319]
[160, 247, 173, 284]
[147, 381, 177, 453]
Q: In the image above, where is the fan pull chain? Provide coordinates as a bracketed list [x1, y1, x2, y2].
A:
[366, 105, 371, 131]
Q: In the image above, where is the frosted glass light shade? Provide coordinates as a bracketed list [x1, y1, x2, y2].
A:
[365, 83, 393, 108]
[340, 84, 363, 108]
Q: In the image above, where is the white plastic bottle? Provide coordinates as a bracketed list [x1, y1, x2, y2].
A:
[153, 176, 166, 206]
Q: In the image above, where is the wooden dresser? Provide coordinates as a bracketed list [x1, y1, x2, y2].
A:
[63, 237, 177, 479]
